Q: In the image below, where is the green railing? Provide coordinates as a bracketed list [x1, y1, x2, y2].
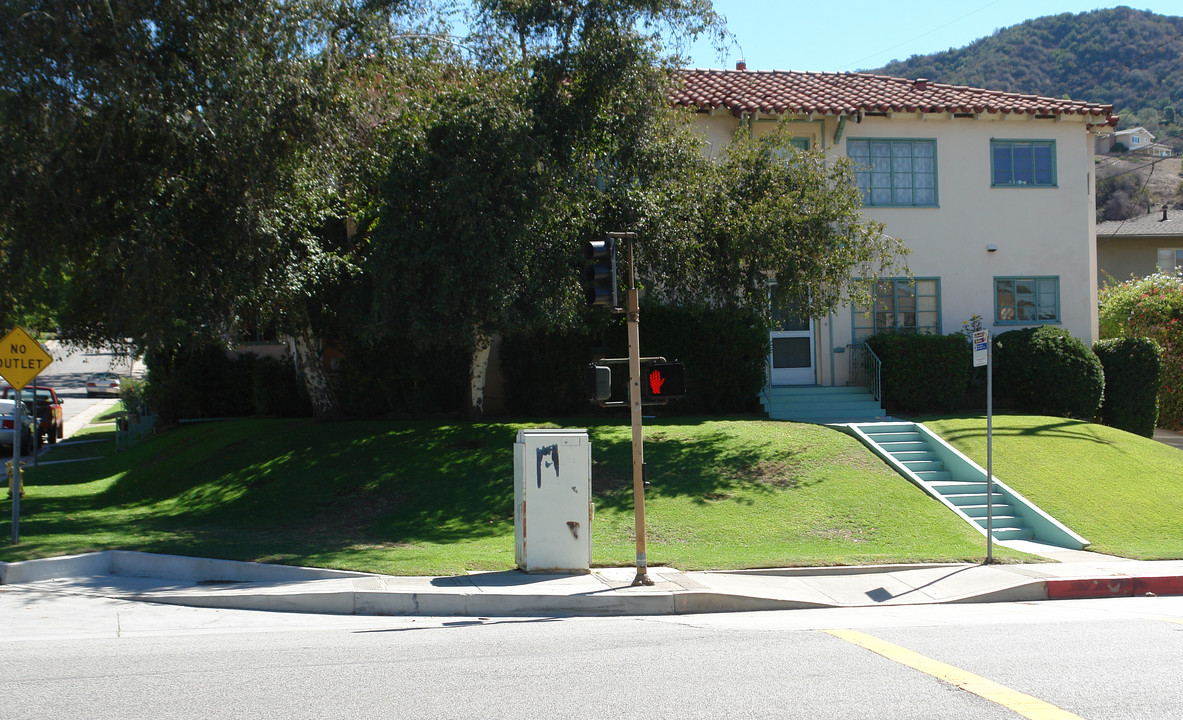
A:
[848, 342, 882, 403]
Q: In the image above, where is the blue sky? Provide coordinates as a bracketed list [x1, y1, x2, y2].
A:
[681, 1, 1181, 72]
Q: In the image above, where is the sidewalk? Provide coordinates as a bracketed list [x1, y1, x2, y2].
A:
[3, 549, 1181, 617]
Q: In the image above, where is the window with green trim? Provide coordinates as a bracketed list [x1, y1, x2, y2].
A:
[847, 139, 937, 206]
[853, 278, 941, 341]
[991, 140, 1055, 187]
[994, 277, 1059, 323]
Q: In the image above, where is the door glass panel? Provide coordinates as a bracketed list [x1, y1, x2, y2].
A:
[771, 301, 810, 331]
[772, 337, 811, 369]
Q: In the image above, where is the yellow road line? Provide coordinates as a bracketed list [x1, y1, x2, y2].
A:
[823, 629, 1085, 720]
[1159, 617, 1183, 626]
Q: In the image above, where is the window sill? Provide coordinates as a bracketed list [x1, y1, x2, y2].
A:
[993, 320, 1062, 326]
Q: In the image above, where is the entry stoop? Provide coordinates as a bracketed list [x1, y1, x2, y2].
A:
[761, 386, 887, 424]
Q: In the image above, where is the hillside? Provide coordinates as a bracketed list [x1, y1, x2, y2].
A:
[871, 7, 1183, 134]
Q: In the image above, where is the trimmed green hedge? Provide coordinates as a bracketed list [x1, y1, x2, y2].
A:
[1093, 337, 1161, 437]
[501, 303, 768, 416]
[866, 333, 970, 413]
[993, 326, 1104, 419]
[146, 345, 310, 422]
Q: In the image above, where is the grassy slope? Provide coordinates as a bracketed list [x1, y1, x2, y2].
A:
[3, 417, 1024, 574]
[922, 415, 1183, 560]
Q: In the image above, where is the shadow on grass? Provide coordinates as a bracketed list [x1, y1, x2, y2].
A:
[9, 415, 823, 558]
[587, 429, 817, 511]
[914, 415, 1117, 446]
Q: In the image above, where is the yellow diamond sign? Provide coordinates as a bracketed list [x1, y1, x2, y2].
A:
[0, 327, 53, 391]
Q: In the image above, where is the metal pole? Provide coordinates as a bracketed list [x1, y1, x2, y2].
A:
[12, 388, 20, 544]
[624, 236, 653, 587]
[986, 340, 993, 563]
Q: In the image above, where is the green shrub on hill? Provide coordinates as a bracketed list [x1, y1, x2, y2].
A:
[1099, 272, 1183, 428]
[866, 333, 969, 413]
[1093, 337, 1161, 437]
[993, 327, 1103, 419]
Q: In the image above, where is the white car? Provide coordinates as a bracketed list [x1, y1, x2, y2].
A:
[0, 399, 36, 456]
[86, 372, 122, 398]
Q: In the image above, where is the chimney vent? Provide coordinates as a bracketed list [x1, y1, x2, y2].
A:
[913, 78, 929, 91]
[1164, 205, 1169, 221]
[736, 60, 747, 71]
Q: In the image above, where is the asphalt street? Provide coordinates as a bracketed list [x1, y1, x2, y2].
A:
[2, 590, 1181, 719]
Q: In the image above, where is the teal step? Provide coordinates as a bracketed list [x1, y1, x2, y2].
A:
[761, 385, 885, 423]
[845, 421, 1089, 550]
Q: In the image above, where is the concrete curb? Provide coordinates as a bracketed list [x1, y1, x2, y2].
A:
[4, 551, 1182, 617]
[0, 550, 369, 585]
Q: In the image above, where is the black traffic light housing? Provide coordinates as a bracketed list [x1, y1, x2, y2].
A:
[641, 361, 687, 400]
[584, 363, 612, 403]
[582, 237, 618, 309]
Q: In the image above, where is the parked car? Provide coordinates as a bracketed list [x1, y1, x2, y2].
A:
[0, 399, 36, 456]
[1, 385, 64, 444]
[86, 372, 122, 398]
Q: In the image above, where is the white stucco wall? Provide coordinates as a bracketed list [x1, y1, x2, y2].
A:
[689, 109, 1103, 386]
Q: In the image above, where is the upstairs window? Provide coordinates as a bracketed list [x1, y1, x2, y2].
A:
[847, 139, 937, 207]
[991, 140, 1055, 187]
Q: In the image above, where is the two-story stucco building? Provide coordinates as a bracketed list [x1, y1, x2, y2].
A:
[672, 66, 1117, 404]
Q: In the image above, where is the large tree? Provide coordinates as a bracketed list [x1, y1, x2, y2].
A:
[357, 0, 905, 417]
[0, 0, 404, 414]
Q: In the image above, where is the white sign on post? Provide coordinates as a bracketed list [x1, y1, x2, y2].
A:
[972, 330, 989, 368]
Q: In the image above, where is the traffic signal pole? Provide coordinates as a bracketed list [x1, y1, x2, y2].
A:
[622, 235, 653, 587]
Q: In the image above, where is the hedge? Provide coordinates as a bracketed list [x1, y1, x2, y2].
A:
[866, 333, 970, 413]
[501, 303, 768, 416]
[146, 345, 310, 422]
[1093, 337, 1161, 437]
[993, 326, 1104, 419]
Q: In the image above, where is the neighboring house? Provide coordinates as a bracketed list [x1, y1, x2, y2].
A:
[672, 66, 1116, 394]
[1096, 126, 1171, 156]
[1097, 205, 1183, 283]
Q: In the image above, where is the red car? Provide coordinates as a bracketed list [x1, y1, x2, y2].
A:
[1, 385, 64, 444]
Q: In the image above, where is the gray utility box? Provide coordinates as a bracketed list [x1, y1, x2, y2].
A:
[514, 429, 593, 573]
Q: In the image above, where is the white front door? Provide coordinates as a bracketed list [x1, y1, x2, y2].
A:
[769, 309, 815, 385]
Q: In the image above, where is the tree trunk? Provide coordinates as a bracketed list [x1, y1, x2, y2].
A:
[468, 333, 492, 420]
[293, 330, 337, 419]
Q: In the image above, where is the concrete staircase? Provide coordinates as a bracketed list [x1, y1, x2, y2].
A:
[847, 421, 1088, 549]
[761, 386, 886, 424]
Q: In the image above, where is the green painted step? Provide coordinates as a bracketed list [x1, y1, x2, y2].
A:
[845, 421, 1088, 550]
[761, 385, 886, 423]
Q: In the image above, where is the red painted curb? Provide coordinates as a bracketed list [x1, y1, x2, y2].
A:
[1046, 577, 1132, 599]
[1133, 576, 1183, 596]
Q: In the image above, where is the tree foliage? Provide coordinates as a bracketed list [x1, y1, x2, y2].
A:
[0, 0, 394, 347]
[1099, 272, 1183, 428]
[4, 0, 907, 418]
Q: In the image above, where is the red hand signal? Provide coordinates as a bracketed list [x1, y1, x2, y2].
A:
[648, 369, 666, 395]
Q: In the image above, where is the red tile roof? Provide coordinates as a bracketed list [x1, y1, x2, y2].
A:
[672, 69, 1117, 125]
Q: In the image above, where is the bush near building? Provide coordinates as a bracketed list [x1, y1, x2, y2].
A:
[866, 333, 970, 413]
[993, 327, 1104, 419]
[1093, 337, 1161, 437]
[1099, 272, 1183, 428]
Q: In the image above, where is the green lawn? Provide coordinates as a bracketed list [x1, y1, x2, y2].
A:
[919, 414, 1183, 560]
[2, 415, 1030, 574]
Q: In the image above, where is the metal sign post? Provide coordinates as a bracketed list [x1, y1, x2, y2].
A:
[11, 389, 20, 544]
[0, 327, 54, 544]
[973, 330, 993, 563]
